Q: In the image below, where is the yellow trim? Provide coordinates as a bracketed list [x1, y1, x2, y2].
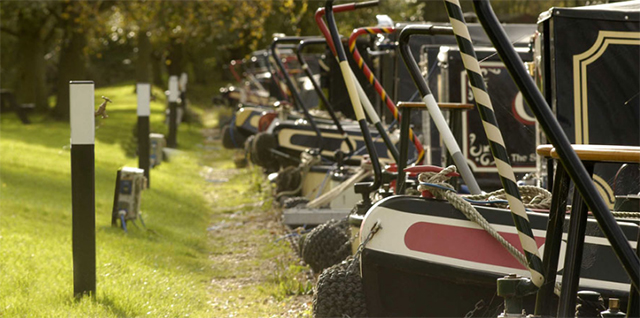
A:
[235, 107, 259, 128]
[249, 115, 260, 128]
[276, 128, 395, 163]
[573, 31, 640, 144]
[593, 174, 615, 209]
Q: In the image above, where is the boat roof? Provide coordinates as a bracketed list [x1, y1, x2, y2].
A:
[539, 0, 640, 22]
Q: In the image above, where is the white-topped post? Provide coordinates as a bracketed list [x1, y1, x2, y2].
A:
[69, 80, 96, 298]
[179, 73, 188, 123]
[137, 83, 151, 187]
[167, 76, 179, 148]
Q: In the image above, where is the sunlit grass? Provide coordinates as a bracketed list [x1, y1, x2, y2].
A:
[0, 83, 218, 317]
[0, 82, 312, 317]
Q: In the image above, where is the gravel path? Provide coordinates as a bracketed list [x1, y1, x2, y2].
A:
[201, 126, 314, 318]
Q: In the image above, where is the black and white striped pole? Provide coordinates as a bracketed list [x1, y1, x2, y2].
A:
[167, 76, 178, 148]
[443, 0, 544, 287]
[69, 80, 96, 297]
[137, 83, 151, 188]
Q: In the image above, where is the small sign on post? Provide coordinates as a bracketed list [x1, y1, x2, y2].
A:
[69, 80, 96, 298]
[137, 83, 151, 187]
[167, 76, 179, 148]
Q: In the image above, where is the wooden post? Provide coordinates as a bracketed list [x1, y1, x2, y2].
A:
[167, 76, 178, 148]
[137, 83, 151, 187]
[69, 80, 96, 298]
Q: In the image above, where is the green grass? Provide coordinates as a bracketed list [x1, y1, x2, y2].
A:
[0, 82, 310, 317]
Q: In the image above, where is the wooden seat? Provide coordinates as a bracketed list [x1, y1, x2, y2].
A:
[396, 101, 475, 110]
[538, 144, 640, 163]
[550, 145, 640, 163]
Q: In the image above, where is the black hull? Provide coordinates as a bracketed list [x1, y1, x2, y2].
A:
[358, 196, 637, 317]
[362, 248, 534, 317]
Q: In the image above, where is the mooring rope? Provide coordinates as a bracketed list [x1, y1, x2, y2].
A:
[418, 166, 529, 268]
[611, 211, 640, 219]
[443, 0, 544, 287]
[464, 186, 553, 210]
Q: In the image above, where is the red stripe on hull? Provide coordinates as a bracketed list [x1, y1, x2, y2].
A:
[404, 222, 545, 270]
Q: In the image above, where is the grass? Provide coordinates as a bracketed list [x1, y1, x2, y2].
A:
[0, 82, 311, 317]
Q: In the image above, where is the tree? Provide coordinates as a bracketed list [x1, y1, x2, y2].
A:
[0, 2, 57, 111]
[52, 1, 98, 120]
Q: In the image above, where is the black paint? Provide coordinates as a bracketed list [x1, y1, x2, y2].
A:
[167, 102, 177, 148]
[138, 116, 150, 187]
[71, 144, 95, 297]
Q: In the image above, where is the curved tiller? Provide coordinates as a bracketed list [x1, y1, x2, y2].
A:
[296, 38, 355, 155]
[315, 1, 403, 165]
[348, 26, 426, 166]
[271, 37, 325, 151]
[442, 0, 544, 287]
[325, 0, 382, 192]
[352, 25, 481, 195]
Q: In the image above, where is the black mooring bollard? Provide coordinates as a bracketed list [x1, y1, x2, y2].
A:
[137, 83, 151, 188]
[167, 76, 178, 148]
[69, 80, 96, 298]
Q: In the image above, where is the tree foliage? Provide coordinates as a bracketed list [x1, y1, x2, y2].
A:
[1, 0, 597, 120]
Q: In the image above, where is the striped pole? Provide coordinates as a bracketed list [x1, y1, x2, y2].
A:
[167, 76, 178, 148]
[443, 0, 543, 287]
[315, 6, 400, 163]
[325, 0, 381, 191]
[349, 27, 425, 164]
[70, 81, 96, 297]
[137, 83, 151, 188]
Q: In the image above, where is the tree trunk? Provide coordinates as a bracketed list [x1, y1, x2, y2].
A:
[166, 37, 184, 77]
[14, 21, 48, 111]
[151, 50, 164, 87]
[136, 30, 151, 84]
[53, 30, 87, 121]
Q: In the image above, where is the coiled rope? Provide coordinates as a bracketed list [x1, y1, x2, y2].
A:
[274, 151, 321, 200]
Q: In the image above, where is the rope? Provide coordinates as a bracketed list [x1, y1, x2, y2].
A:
[611, 211, 640, 219]
[417, 166, 529, 268]
[463, 186, 553, 210]
[306, 160, 373, 209]
[274, 151, 321, 200]
[443, 0, 544, 287]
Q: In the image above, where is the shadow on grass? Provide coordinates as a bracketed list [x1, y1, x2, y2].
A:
[97, 295, 138, 318]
